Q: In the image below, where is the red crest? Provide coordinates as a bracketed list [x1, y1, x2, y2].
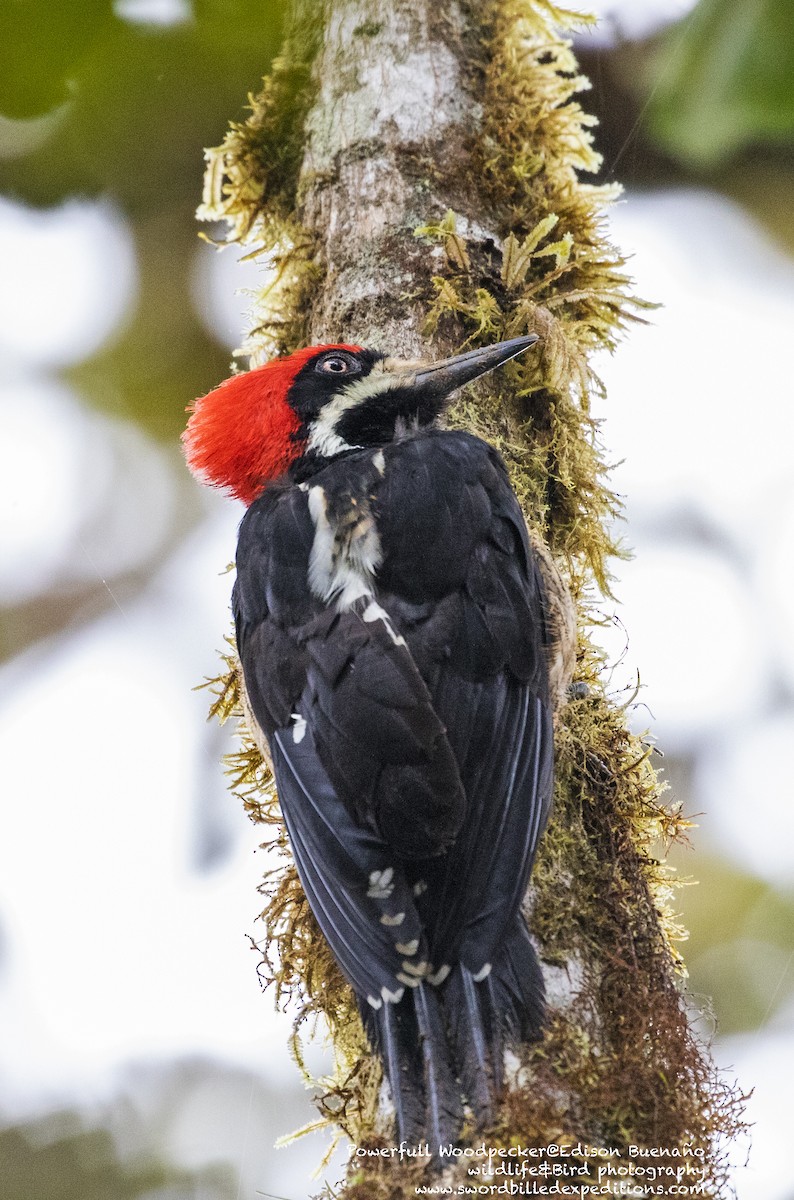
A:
[183, 344, 363, 505]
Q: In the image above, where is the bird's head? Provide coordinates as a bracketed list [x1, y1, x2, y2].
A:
[183, 335, 538, 504]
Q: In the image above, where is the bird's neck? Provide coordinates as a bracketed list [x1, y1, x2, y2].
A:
[289, 445, 368, 484]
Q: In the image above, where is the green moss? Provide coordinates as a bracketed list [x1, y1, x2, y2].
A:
[416, 206, 635, 594]
[199, 3, 321, 232]
[197, 3, 324, 360]
[198, 1, 747, 1195]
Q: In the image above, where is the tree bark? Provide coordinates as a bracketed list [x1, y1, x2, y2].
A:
[296, 0, 486, 354]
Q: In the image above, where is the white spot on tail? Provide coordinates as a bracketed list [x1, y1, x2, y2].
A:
[412, 880, 427, 897]
[366, 994, 383, 1010]
[379, 912, 405, 927]
[400, 960, 429, 978]
[290, 714, 306, 744]
[396, 973, 421, 989]
[381, 984, 405, 1004]
[472, 962, 492, 982]
[395, 940, 419, 956]
[367, 867, 394, 899]
[428, 964, 451, 986]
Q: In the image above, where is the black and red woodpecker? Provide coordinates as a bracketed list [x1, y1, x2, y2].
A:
[183, 337, 573, 1148]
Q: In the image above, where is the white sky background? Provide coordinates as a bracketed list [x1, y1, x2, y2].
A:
[1, 2, 793, 1190]
[579, 0, 698, 43]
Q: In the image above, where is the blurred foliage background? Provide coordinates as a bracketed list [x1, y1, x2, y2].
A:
[1, 0, 793, 1197]
[1, 0, 288, 439]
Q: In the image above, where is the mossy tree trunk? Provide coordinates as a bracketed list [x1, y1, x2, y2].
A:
[201, 1, 746, 1196]
[296, 0, 488, 354]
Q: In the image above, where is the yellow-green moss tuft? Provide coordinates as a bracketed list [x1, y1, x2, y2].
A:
[197, 7, 323, 361]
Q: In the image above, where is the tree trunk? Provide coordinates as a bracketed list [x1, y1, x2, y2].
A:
[297, 0, 488, 354]
[200, 1, 746, 1196]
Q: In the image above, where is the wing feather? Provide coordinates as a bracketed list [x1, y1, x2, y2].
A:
[270, 725, 430, 1002]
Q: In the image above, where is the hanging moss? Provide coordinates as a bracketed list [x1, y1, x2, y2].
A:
[197, 3, 323, 360]
[197, 1, 748, 1196]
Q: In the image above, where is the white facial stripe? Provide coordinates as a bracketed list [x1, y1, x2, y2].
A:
[305, 362, 413, 458]
[338, 364, 410, 405]
[306, 424, 357, 459]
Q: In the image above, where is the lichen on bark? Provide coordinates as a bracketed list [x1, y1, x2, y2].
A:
[198, 1, 747, 1195]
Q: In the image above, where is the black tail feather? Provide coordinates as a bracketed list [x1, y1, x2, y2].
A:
[442, 920, 545, 1124]
[486, 919, 546, 1044]
[414, 983, 464, 1150]
[481, 971, 506, 1095]
[361, 983, 463, 1153]
[362, 921, 545, 1151]
[363, 998, 426, 1146]
[443, 964, 497, 1127]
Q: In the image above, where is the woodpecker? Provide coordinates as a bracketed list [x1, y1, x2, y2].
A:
[184, 336, 572, 1150]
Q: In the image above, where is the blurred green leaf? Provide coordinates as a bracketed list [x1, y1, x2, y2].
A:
[0, 1116, 232, 1200]
[0, 0, 113, 120]
[719, 160, 794, 256]
[669, 848, 794, 1033]
[0, 3, 292, 661]
[66, 211, 234, 439]
[0, 7, 287, 210]
[0, 5, 287, 441]
[646, 0, 794, 168]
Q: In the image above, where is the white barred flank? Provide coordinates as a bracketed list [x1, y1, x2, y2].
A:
[306, 483, 383, 610]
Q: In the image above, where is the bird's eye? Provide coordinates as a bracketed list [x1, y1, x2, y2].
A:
[315, 351, 361, 376]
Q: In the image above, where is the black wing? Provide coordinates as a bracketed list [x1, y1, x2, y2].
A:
[234, 480, 466, 1008]
[372, 430, 555, 981]
[236, 429, 556, 1003]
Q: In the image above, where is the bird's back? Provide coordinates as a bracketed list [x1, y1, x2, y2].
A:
[233, 427, 555, 1148]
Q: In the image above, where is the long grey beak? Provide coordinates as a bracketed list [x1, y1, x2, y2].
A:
[407, 334, 539, 398]
[328, 335, 541, 449]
